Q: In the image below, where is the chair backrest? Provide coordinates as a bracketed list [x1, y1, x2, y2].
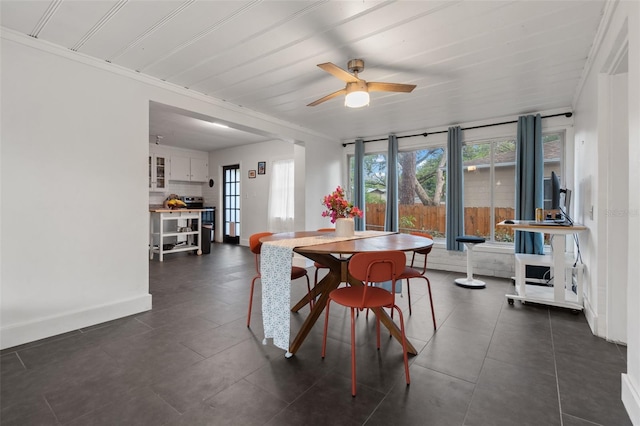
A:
[317, 228, 335, 232]
[409, 232, 433, 272]
[348, 251, 406, 306]
[249, 232, 273, 275]
[410, 232, 433, 255]
[249, 232, 273, 255]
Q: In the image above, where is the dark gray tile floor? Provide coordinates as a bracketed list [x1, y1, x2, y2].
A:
[1, 243, 632, 425]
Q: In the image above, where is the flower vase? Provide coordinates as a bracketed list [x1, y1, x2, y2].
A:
[335, 217, 355, 237]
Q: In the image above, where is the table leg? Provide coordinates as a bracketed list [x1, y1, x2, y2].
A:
[291, 254, 343, 312]
[289, 266, 343, 355]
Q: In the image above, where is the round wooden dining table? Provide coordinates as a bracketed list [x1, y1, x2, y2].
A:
[260, 231, 433, 357]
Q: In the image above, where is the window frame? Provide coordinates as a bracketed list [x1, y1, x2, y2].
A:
[345, 125, 569, 246]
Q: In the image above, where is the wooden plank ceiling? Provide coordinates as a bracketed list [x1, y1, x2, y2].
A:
[1, 1, 606, 151]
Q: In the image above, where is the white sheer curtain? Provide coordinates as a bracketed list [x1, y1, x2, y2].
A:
[268, 159, 295, 232]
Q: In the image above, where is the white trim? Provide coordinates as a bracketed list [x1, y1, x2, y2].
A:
[583, 294, 598, 335]
[622, 374, 640, 425]
[0, 295, 152, 350]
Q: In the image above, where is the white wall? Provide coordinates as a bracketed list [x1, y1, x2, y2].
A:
[0, 31, 336, 349]
[1, 35, 151, 349]
[573, 1, 632, 341]
[622, 2, 640, 422]
[303, 138, 344, 232]
[206, 138, 342, 246]
[207, 139, 295, 244]
[608, 73, 629, 344]
[293, 143, 307, 231]
[572, 1, 640, 422]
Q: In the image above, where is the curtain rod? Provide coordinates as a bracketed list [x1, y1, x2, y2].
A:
[341, 112, 573, 147]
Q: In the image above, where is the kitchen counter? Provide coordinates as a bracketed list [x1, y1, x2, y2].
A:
[149, 209, 203, 261]
[149, 208, 209, 213]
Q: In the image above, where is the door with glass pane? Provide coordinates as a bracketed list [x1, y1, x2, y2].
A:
[223, 165, 240, 244]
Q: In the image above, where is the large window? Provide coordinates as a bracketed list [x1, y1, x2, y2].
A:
[357, 153, 388, 231]
[268, 159, 295, 233]
[463, 139, 516, 243]
[348, 132, 564, 243]
[397, 147, 446, 236]
[350, 147, 447, 235]
[461, 133, 563, 243]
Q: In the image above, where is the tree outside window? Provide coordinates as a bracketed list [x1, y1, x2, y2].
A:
[350, 148, 447, 235]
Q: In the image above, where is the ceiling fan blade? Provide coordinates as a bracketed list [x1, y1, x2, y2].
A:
[367, 82, 416, 93]
[317, 62, 360, 83]
[307, 88, 347, 106]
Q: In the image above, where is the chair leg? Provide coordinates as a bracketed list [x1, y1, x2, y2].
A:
[406, 279, 412, 316]
[305, 275, 314, 310]
[321, 299, 331, 358]
[393, 305, 411, 386]
[247, 276, 259, 327]
[426, 277, 436, 329]
[376, 315, 381, 349]
[350, 307, 357, 397]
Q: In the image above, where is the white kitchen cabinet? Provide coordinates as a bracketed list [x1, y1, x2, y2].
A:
[171, 156, 208, 182]
[149, 154, 167, 192]
[190, 157, 208, 182]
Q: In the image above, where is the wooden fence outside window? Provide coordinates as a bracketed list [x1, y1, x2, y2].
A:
[364, 204, 516, 241]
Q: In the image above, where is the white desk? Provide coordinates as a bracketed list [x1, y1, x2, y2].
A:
[498, 220, 586, 311]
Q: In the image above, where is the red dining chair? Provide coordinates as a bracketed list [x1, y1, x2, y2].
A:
[321, 250, 410, 396]
[397, 232, 437, 329]
[247, 232, 312, 327]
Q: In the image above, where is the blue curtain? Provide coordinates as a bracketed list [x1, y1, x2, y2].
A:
[515, 114, 544, 254]
[354, 138, 365, 231]
[446, 126, 464, 251]
[385, 134, 398, 232]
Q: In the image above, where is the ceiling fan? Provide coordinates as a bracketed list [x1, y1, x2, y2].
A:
[307, 59, 416, 108]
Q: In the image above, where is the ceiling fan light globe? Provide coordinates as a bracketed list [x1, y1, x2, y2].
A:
[345, 91, 369, 108]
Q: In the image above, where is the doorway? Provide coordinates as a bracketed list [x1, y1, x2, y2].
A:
[223, 164, 240, 244]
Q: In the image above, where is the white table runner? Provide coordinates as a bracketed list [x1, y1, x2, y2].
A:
[260, 231, 391, 354]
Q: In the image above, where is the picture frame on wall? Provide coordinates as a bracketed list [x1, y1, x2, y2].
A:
[258, 161, 266, 175]
[248, 170, 256, 179]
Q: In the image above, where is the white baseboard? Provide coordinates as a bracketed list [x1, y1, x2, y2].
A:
[0, 294, 152, 350]
[622, 374, 640, 425]
[583, 295, 598, 335]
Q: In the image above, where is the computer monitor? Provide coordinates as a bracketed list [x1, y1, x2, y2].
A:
[549, 171, 571, 221]
[551, 171, 561, 210]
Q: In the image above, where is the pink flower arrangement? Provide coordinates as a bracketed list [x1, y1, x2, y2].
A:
[321, 186, 363, 223]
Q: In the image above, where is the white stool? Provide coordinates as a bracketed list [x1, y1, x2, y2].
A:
[455, 236, 486, 288]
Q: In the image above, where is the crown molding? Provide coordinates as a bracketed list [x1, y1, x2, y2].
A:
[572, 0, 620, 108]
